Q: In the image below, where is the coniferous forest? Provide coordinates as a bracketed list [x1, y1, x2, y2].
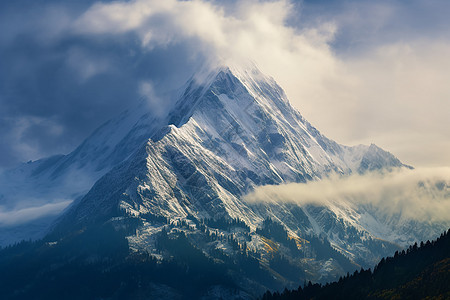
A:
[1, 216, 448, 300]
[262, 229, 450, 300]
[0, 217, 297, 299]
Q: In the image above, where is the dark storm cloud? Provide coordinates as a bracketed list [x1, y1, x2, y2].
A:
[0, 0, 202, 169]
[1, 0, 450, 170]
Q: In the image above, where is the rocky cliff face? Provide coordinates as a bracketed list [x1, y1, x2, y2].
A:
[56, 67, 405, 225]
[2, 65, 437, 292]
[51, 66, 421, 274]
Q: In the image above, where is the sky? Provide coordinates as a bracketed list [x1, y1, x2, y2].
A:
[1, 0, 450, 170]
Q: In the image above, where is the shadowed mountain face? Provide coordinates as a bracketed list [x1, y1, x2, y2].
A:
[55, 67, 405, 228]
[261, 228, 450, 300]
[0, 66, 442, 297]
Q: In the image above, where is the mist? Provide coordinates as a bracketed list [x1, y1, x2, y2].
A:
[0, 200, 71, 227]
[1, 0, 449, 169]
[244, 168, 450, 224]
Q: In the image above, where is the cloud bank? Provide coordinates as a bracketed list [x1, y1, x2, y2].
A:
[244, 168, 450, 223]
[0, 200, 72, 227]
[0, 0, 449, 169]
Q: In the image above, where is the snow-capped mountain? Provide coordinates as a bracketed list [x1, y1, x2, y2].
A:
[1, 65, 444, 293]
[46, 65, 434, 277]
[0, 89, 168, 245]
[54, 66, 405, 228]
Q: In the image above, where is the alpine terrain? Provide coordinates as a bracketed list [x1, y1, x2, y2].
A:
[0, 65, 447, 298]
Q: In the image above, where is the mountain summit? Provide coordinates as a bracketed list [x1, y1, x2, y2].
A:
[54, 66, 404, 229]
[2, 65, 436, 296]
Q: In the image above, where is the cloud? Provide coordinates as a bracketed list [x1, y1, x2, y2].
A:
[68, 0, 450, 168]
[0, 0, 449, 170]
[334, 42, 450, 167]
[0, 1, 201, 168]
[244, 167, 450, 223]
[72, 0, 321, 68]
[0, 200, 72, 227]
[276, 0, 450, 167]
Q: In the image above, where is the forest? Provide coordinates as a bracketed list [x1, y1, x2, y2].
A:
[262, 228, 450, 299]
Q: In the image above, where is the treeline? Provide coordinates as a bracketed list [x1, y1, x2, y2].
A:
[1, 215, 393, 299]
[0, 222, 240, 300]
[256, 218, 299, 253]
[201, 217, 250, 232]
[141, 213, 250, 232]
[261, 228, 450, 300]
[0, 216, 288, 299]
[256, 218, 356, 273]
[155, 221, 287, 292]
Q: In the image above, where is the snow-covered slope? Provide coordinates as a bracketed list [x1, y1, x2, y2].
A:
[2, 65, 436, 285]
[55, 67, 405, 226]
[0, 99, 168, 245]
[46, 66, 434, 278]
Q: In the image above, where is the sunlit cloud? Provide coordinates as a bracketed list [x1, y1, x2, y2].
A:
[302, 41, 450, 168]
[244, 167, 450, 224]
[0, 0, 449, 169]
[71, 0, 450, 168]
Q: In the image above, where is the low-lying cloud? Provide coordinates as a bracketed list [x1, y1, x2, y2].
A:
[244, 168, 450, 224]
[0, 200, 72, 227]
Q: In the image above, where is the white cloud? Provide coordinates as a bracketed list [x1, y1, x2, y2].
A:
[244, 167, 450, 223]
[66, 48, 112, 82]
[138, 80, 168, 117]
[70, 0, 450, 167]
[0, 201, 72, 227]
[3, 0, 447, 168]
[72, 0, 335, 73]
[298, 41, 450, 168]
[349, 42, 450, 165]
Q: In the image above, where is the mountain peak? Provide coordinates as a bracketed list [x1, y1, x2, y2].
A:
[51, 63, 412, 233]
[1, 64, 411, 248]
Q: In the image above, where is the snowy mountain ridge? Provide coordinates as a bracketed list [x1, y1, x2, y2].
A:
[44, 65, 431, 272]
[55, 66, 403, 225]
[1, 65, 441, 291]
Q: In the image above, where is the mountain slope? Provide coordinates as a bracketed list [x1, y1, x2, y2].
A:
[262, 228, 450, 300]
[0, 95, 171, 245]
[1, 65, 447, 297]
[47, 66, 433, 289]
[56, 67, 405, 228]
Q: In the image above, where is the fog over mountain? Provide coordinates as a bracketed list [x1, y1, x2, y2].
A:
[245, 167, 450, 223]
[0, 2, 449, 298]
[1, 0, 450, 170]
[0, 59, 448, 298]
